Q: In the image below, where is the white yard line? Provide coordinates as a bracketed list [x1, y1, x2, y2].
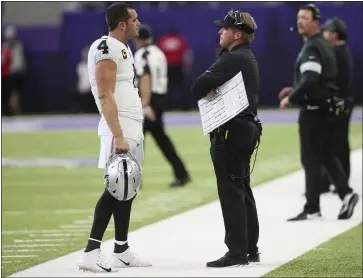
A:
[29, 233, 87, 238]
[3, 255, 39, 258]
[14, 239, 68, 243]
[3, 209, 94, 216]
[3, 244, 70, 248]
[3, 249, 57, 253]
[3, 229, 91, 235]
[10, 150, 362, 277]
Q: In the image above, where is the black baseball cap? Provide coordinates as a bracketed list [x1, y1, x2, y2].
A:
[322, 17, 348, 40]
[138, 24, 153, 40]
[213, 10, 255, 34]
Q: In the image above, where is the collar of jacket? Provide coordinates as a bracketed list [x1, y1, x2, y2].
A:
[230, 42, 250, 52]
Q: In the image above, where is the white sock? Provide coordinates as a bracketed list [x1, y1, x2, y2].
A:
[115, 240, 127, 246]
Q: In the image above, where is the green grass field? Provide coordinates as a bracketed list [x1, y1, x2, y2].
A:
[266, 223, 362, 277]
[2, 123, 362, 277]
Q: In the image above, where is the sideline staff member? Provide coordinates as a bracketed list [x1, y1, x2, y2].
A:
[320, 17, 354, 192]
[279, 4, 358, 221]
[191, 10, 262, 268]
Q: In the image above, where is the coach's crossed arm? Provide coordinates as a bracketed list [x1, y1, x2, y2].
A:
[96, 59, 129, 153]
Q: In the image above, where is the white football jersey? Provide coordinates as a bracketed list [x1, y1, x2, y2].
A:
[134, 45, 168, 95]
[88, 35, 144, 144]
[88, 35, 143, 121]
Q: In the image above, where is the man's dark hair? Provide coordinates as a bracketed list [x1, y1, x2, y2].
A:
[300, 4, 321, 22]
[106, 3, 133, 31]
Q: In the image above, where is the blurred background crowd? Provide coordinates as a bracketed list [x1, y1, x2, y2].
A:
[1, 1, 362, 116]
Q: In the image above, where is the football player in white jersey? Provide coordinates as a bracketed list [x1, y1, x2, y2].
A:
[133, 25, 191, 188]
[78, 3, 151, 273]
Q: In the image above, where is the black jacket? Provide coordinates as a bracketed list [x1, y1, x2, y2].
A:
[289, 33, 339, 106]
[333, 43, 354, 98]
[191, 43, 259, 117]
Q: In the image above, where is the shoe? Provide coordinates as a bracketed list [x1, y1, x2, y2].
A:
[78, 248, 117, 273]
[287, 211, 322, 221]
[110, 247, 152, 268]
[206, 254, 249, 268]
[170, 176, 191, 188]
[338, 192, 359, 220]
[247, 252, 260, 263]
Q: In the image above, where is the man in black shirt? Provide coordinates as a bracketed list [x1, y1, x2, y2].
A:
[191, 9, 262, 268]
[279, 4, 358, 221]
[320, 17, 354, 192]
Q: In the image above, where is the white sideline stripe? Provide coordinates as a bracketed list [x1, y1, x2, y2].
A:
[3, 255, 38, 258]
[10, 150, 362, 277]
[14, 239, 68, 243]
[2, 261, 23, 264]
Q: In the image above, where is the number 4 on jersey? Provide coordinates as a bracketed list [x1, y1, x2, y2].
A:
[97, 40, 109, 54]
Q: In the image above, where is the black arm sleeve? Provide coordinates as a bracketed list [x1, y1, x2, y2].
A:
[191, 53, 241, 98]
[289, 71, 320, 104]
[289, 46, 322, 104]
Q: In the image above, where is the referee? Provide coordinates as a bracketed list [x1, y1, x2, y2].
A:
[191, 10, 262, 267]
[320, 17, 354, 193]
[133, 25, 191, 188]
[279, 4, 358, 221]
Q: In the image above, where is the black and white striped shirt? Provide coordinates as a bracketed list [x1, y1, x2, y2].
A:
[134, 45, 168, 95]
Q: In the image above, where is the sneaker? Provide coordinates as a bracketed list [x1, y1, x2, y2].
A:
[287, 211, 322, 221]
[247, 252, 260, 263]
[110, 247, 152, 268]
[338, 192, 359, 220]
[206, 254, 249, 268]
[78, 248, 117, 273]
[170, 176, 191, 188]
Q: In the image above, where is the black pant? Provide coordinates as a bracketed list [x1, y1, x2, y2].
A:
[321, 102, 354, 189]
[167, 65, 187, 110]
[143, 94, 189, 179]
[299, 109, 353, 213]
[210, 117, 260, 259]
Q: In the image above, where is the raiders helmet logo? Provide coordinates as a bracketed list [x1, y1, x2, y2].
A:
[122, 49, 127, 59]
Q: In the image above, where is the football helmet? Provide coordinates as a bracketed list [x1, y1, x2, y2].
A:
[104, 153, 141, 201]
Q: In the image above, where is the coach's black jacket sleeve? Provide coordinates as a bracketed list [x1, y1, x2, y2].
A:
[289, 46, 321, 104]
[191, 53, 240, 98]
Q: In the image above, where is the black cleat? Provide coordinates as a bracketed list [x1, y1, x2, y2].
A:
[338, 192, 359, 220]
[206, 254, 249, 268]
[287, 211, 322, 221]
[170, 176, 191, 188]
[247, 253, 260, 263]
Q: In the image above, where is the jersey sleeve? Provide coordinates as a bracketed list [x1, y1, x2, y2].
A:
[94, 39, 120, 65]
[289, 45, 322, 104]
[134, 50, 150, 77]
[299, 45, 322, 75]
